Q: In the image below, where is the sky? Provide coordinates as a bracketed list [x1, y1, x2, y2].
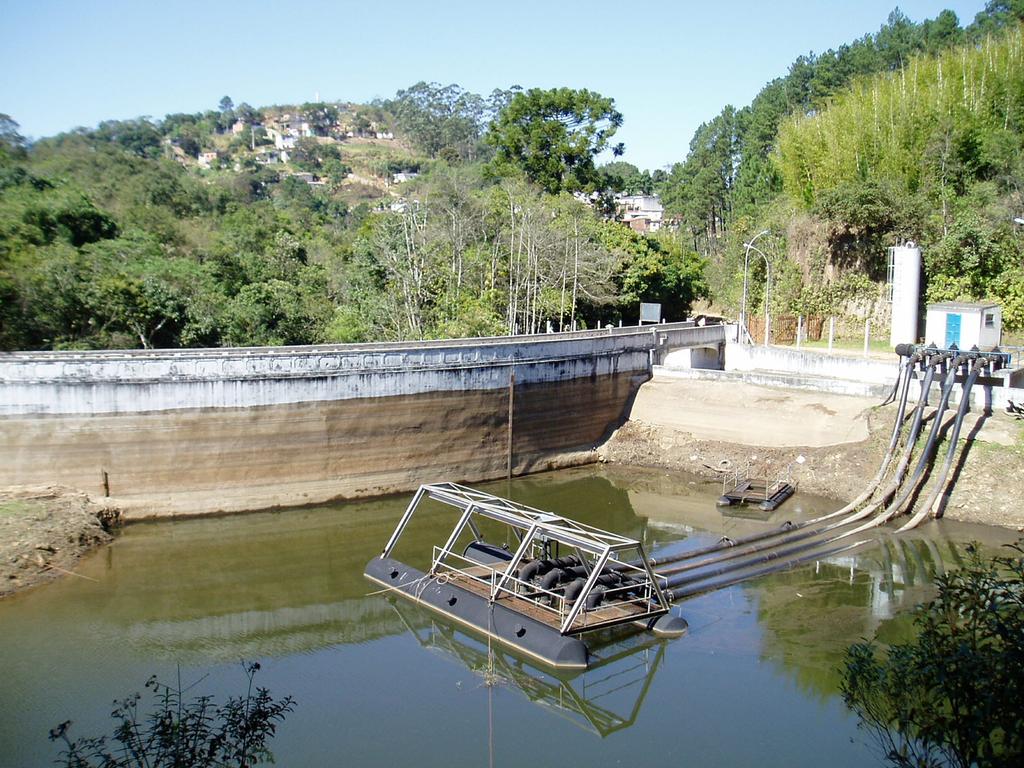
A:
[0, 0, 991, 171]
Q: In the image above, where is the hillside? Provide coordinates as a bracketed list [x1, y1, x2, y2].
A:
[655, 3, 1024, 339]
[0, 88, 706, 350]
[3, 4, 1024, 352]
[776, 25, 1024, 326]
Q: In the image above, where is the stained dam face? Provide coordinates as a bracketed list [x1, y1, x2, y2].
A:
[0, 325, 726, 517]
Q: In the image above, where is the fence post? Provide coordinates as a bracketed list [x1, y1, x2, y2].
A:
[828, 317, 835, 354]
[863, 318, 871, 357]
[796, 315, 803, 349]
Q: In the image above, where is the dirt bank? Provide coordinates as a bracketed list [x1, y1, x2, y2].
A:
[0, 487, 118, 598]
[599, 376, 1024, 531]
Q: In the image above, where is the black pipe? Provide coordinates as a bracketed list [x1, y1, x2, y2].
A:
[519, 555, 579, 583]
[659, 524, 869, 591]
[585, 586, 606, 610]
[900, 357, 985, 530]
[668, 539, 870, 602]
[563, 577, 587, 603]
[856, 349, 945, 512]
[538, 568, 570, 591]
[881, 352, 968, 520]
[652, 352, 938, 580]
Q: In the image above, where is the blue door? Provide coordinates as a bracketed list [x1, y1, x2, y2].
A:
[945, 313, 961, 348]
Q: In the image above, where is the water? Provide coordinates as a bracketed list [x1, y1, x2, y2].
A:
[0, 465, 1016, 767]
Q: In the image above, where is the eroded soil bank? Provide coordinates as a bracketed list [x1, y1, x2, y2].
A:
[0, 487, 118, 598]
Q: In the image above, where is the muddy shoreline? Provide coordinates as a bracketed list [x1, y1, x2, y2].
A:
[0, 487, 119, 599]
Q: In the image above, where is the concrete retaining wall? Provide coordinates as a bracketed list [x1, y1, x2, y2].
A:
[725, 343, 898, 385]
[0, 324, 726, 416]
[0, 324, 725, 517]
[721, 342, 1024, 409]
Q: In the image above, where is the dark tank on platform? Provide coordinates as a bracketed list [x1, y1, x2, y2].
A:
[364, 483, 687, 669]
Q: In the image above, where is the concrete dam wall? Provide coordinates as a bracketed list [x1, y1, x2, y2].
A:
[0, 324, 725, 518]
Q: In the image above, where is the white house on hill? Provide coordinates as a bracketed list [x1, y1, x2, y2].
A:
[616, 194, 664, 233]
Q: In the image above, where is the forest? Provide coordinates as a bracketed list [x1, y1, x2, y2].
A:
[0, 87, 704, 350]
[1, 2, 1023, 350]
[660, 1, 1024, 336]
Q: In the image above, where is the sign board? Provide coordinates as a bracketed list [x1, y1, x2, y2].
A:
[639, 302, 662, 325]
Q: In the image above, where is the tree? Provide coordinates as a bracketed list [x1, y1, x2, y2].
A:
[841, 542, 1024, 768]
[0, 113, 26, 159]
[91, 119, 163, 158]
[383, 82, 485, 159]
[600, 161, 652, 195]
[603, 224, 709, 321]
[219, 95, 234, 113]
[485, 88, 624, 194]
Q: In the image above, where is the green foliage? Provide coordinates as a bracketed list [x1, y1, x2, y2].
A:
[383, 82, 486, 159]
[601, 224, 709, 320]
[657, 6, 1024, 333]
[841, 542, 1024, 768]
[777, 28, 1024, 208]
[0, 84, 695, 351]
[925, 212, 1009, 301]
[991, 268, 1024, 329]
[599, 161, 653, 195]
[50, 662, 294, 768]
[814, 180, 922, 277]
[485, 88, 623, 194]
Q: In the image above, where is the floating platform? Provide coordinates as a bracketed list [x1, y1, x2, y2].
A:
[717, 478, 796, 512]
[365, 483, 686, 669]
[366, 556, 590, 668]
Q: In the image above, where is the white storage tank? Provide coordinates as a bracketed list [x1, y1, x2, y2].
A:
[924, 302, 1002, 349]
[888, 244, 922, 347]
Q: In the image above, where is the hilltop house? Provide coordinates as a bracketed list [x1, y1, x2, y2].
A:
[265, 127, 297, 151]
[616, 194, 664, 233]
[289, 172, 325, 186]
[279, 114, 313, 138]
[255, 148, 285, 165]
[197, 151, 218, 169]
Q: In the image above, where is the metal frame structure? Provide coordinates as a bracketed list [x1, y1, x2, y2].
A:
[390, 598, 667, 737]
[380, 483, 671, 636]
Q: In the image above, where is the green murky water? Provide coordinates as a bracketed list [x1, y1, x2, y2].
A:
[0, 465, 1016, 767]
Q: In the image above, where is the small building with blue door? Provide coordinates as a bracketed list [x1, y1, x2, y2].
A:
[924, 301, 1002, 349]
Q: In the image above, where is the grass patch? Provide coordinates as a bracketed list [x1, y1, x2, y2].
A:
[0, 499, 37, 516]
[786, 337, 893, 353]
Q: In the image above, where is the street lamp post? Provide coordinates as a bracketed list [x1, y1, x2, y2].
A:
[742, 230, 771, 346]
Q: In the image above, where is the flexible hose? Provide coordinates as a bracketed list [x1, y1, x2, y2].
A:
[846, 351, 945, 521]
[668, 539, 870, 602]
[654, 353, 937, 575]
[651, 352, 945, 586]
[898, 357, 984, 531]
[878, 353, 967, 522]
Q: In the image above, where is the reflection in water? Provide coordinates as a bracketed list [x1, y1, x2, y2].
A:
[1, 464, 1020, 768]
[750, 533, 1001, 701]
[390, 597, 666, 738]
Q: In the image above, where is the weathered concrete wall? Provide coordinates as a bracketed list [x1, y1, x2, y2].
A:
[725, 343, 898, 385]
[0, 325, 724, 517]
[721, 341, 1021, 407]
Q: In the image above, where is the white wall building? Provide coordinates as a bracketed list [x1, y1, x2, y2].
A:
[616, 194, 664, 233]
[924, 301, 1002, 349]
